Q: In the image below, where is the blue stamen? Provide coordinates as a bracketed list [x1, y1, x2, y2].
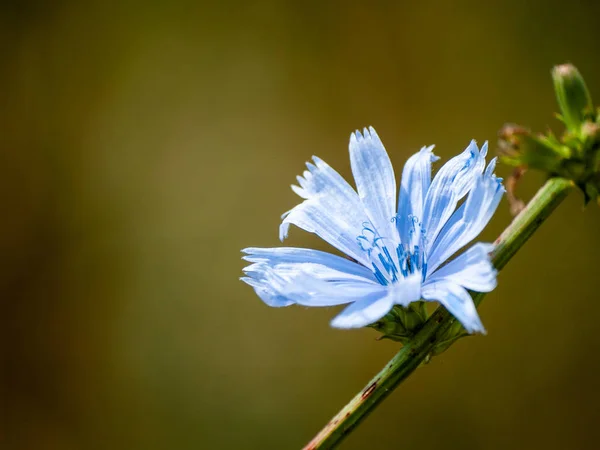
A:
[357, 218, 429, 285]
[372, 264, 388, 286]
[377, 248, 398, 282]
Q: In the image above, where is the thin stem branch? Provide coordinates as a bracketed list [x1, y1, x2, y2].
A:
[303, 177, 574, 450]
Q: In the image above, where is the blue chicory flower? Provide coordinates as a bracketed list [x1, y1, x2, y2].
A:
[242, 127, 504, 333]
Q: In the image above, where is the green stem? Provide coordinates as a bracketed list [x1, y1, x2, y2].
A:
[303, 177, 574, 450]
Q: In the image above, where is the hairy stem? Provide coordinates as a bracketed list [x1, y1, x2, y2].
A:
[303, 177, 574, 450]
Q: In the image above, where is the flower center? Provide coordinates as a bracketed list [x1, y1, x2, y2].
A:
[357, 220, 426, 286]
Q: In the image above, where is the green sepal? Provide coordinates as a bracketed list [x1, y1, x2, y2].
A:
[429, 319, 470, 356]
[430, 332, 469, 357]
[369, 303, 428, 343]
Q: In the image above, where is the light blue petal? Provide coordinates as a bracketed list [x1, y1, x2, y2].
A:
[242, 247, 376, 281]
[425, 243, 497, 292]
[243, 263, 352, 307]
[397, 145, 438, 247]
[422, 280, 485, 334]
[349, 127, 399, 243]
[330, 272, 422, 328]
[330, 291, 395, 329]
[280, 157, 370, 265]
[243, 261, 375, 288]
[242, 248, 382, 308]
[426, 159, 504, 273]
[422, 141, 487, 252]
[267, 265, 386, 307]
[240, 276, 295, 307]
[290, 276, 387, 307]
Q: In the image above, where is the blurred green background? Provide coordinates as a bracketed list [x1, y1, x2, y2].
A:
[2, 1, 600, 449]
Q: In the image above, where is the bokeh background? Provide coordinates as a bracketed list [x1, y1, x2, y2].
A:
[2, 1, 600, 449]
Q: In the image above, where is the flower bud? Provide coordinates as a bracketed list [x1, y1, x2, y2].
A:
[498, 123, 570, 173]
[499, 64, 600, 207]
[552, 63, 594, 134]
[581, 122, 600, 146]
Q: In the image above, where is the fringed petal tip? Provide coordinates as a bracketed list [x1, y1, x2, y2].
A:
[463, 139, 491, 164]
[420, 144, 440, 162]
[480, 140, 489, 158]
[460, 312, 487, 335]
[485, 156, 497, 175]
[470, 322, 487, 335]
[241, 247, 268, 257]
[464, 138, 487, 153]
[278, 222, 290, 242]
[350, 125, 375, 140]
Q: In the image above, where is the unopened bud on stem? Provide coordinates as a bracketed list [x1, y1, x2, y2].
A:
[552, 63, 594, 134]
